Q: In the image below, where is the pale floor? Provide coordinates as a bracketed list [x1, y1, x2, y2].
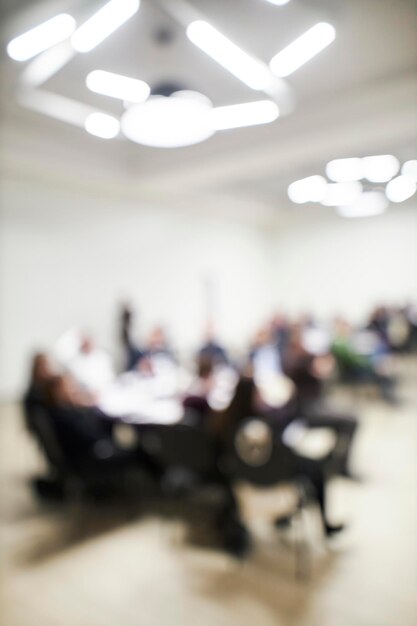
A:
[1, 359, 416, 626]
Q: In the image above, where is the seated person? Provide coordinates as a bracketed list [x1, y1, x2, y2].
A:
[249, 326, 282, 382]
[23, 352, 55, 431]
[282, 325, 358, 479]
[144, 327, 177, 377]
[44, 374, 115, 467]
[332, 318, 397, 402]
[198, 323, 229, 366]
[45, 374, 163, 481]
[146, 326, 175, 360]
[182, 355, 215, 417]
[209, 375, 345, 536]
[66, 334, 115, 395]
[270, 312, 291, 353]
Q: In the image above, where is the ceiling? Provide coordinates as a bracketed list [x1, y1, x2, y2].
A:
[1, 0, 417, 225]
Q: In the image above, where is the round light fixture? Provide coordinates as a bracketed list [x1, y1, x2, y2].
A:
[121, 90, 214, 148]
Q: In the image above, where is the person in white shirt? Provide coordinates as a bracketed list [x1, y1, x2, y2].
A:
[66, 335, 115, 395]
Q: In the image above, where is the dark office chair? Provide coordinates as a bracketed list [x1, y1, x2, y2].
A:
[139, 421, 220, 490]
[139, 421, 248, 555]
[220, 417, 312, 579]
[26, 404, 135, 501]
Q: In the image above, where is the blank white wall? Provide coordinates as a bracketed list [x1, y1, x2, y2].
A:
[270, 206, 417, 322]
[0, 182, 274, 399]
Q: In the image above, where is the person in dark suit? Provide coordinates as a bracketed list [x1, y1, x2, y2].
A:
[44, 375, 115, 466]
[198, 324, 229, 366]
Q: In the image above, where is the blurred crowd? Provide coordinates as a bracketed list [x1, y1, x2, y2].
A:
[22, 302, 416, 556]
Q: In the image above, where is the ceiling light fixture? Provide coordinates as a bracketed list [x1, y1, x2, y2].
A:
[401, 160, 417, 182]
[72, 0, 140, 53]
[85, 112, 120, 138]
[21, 42, 75, 87]
[7, 14, 76, 62]
[186, 20, 272, 90]
[17, 89, 108, 129]
[337, 192, 388, 218]
[270, 22, 335, 77]
[264, 0, 292, 5]
[211, 100, 279, 130]
[321, 181, 362, 206]
[287, 175, 327, 204]
[362, 154, 399, 183]
[326, 157, 363, 182]
[385, 175, 416, 203]
[121, 91, 214, 148]
[86, 70, 150, 103]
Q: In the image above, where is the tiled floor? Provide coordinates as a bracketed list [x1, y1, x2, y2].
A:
[1, 359, 416, 626]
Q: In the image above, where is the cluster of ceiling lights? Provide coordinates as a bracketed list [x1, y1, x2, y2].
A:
[288, 156, 417, 218]
[6, 0, 336, 148]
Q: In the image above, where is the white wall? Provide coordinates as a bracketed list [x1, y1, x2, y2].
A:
[0, 181, 274, 399]
[269, 205, 417, 322]
[1, 177, 416, 400]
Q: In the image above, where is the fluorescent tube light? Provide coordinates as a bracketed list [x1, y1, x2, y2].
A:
[270, 22, 335, 77]
[186, 20, 272, 90]
[211, 100, 279, 130]
[362, 154, 399, 183]
[17, 89, 100, 127]
[72, 0, 140, 53]
[21, 41, 75, 86]
[87, 70, 150, 103]
[288, 175, 327, 204]
[326, 157, 363, 182]
[321, 181, 362, 206]
[85, 112, 120, 138]
[7, 14, 76, 61]
[385, 176, 416, 203]
[401, 160, 417, 182]
[337, 192, 388, 218]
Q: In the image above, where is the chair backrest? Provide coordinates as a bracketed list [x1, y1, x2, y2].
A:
[221, 417, 297, 486]
[140, 423, 217, 476]
[28, 406, 67, 472]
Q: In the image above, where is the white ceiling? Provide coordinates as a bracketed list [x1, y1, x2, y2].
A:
[1, 0, 417, 224]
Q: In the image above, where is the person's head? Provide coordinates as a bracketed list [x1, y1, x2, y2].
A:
[197, 354, 215, 380]
[253, 325, 272, 348]
[148, 326, 167, 350]
[30, 352, 53, 386]
[80, 335, 94, 354]
[287, 323, 304, 348]
[45, 374, 76, 407]
[333, 317, 351, 338]
[228, 376, 257, 418]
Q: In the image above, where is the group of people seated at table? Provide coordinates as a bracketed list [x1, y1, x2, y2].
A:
[22, 301, 416, 553]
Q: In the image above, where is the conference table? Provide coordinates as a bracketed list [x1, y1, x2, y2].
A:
[97, 363, 240, 425]
[96, 363, 334, 459]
